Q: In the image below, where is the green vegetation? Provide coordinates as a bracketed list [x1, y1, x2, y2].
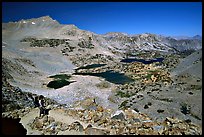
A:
[21, 38, 70, 47]
[144, 70, 160, 80]
[88, 44, 94, 49]
[190, 113, 201, 120]
[78, 40, 94, 49]
[180, 103, 190, 115]
[158, 98, 173, 102]
[145, 73, 153, 79]
[147, 69, 159, 73]
[96, 81, 111, 89]
[116, 90, 135, 98]
[20, 37, 37, 42]
[118, 100, 129, 109]
[190, 85, 202, 90]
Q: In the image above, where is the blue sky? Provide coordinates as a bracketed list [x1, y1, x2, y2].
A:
[2, 2, 202, 36]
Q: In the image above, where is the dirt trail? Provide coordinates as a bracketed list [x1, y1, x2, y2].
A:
[20, 108, 42, 135]
[19, 107, 106, 135]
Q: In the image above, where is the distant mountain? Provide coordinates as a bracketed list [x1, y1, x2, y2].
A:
[2, 16, 202, 54]
[172, 35, 202, 40]
[192, 35, 202, 40]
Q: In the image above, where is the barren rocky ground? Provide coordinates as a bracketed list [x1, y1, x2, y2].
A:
[2, 16, 202, 135]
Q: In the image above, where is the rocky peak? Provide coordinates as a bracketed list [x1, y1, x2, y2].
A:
[137, 33, 159, 41]
[192, 35, 202, 40]
[103, 32, 128, 38]
[38, 15, 54, 21]
[6, 15, 59, 25]
[26, 15, 59, 24]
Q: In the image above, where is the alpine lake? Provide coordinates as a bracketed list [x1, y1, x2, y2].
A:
[47, 58, 164, 89]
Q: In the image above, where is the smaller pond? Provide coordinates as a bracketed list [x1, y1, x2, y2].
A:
[47, 80, 74, 89]
[75, 64, 106, 70]
[47, 74, 74, 89]
[49, 74, 71, 79]
[74, 70, 134, 85]
[120, 58, 164, 64]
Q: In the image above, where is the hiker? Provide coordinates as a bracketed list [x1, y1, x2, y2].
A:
[34, 96, 39, 107]
[38, 95, 46, 117]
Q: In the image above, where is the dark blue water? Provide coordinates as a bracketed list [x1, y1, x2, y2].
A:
[120, 58, 164, 64]
[75, 64, 106, 70]
[74, 70, 134, 84]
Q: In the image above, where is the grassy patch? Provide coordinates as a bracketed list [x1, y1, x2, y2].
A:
[116, 90, 134, 98]
[180, 103, 190, 115]
[190, 85, 202, 90]
[118, 100, 129, 109]
[147, 69, 159, 73]
[152, 96, 173, 102]
[145, 73, 153, 79]
[158, 98, 173, 102]
[190, 113, 201, 120]
[96, 81, 111, 89]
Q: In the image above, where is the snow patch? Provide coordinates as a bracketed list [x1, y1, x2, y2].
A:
[111, 110, 125, 118]
[131, 109, 138, 114]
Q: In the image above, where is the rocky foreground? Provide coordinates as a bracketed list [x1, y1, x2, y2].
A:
[2, 95, 202, 135]
[2, 72, 202, 135]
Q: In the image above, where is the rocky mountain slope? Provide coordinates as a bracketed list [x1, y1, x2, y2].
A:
[2, 16, 202, 135]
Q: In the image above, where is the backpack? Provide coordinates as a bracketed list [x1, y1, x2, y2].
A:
[39, 99, 45, 107]
[34, 96, 40, 107]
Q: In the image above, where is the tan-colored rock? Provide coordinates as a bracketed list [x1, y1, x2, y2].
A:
[97, 117, 109, 126]
[34, 118, 44, 129]
[163, 128, 183, 135]
[110, 129, 117, 135]
[61, 123, 69, 131]
[124, 108, 139, 120]
[80, 97, 96, 109]
[48, 116, 55, 123]
[137, 128, 152, 135]
[68, 121, 84, 132]
[165, 117, 180, 124]
[97, 105, 104, 112]
[84, 124, 110, 135]
[129, 127, 137, 134]
[142, 121, 157, 128]
[66, 109, 78, 116]
[76, 110, 84, 118]
[151, 75, 157, 82]
[42, 115, 48, 123]
[116, 127, 126, 135]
